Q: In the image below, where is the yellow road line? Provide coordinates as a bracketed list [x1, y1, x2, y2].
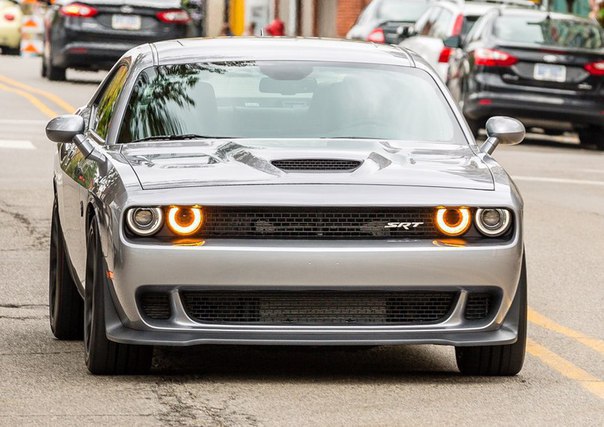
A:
[0, 83, 58, 119]
[527, 339, 604, 400]
[0, 74, 75, 113]
[529, 308, 604, 355]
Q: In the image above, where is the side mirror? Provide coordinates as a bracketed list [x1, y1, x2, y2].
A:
[443, 35, 461, 49]
[481, 116, 525, 155]
[46, 115, 85, 143]
[396, 24, 415, 42]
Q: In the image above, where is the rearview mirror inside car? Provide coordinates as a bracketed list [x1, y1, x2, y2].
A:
[481, 116, 525, 155]
[46, 115, 85, 143]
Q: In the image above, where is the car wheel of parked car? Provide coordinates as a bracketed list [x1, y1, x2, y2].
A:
[578, 127, 604, 151]
[49, 197, 84, 340]
[2, 46, 20, 55]
[466, 118, 482, 138]
[455, 256, 527, 376]
[84, 220, 153, 375]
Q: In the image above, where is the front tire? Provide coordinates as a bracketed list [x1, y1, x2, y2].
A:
[49, 197, 83, 340]
[84, 220, 153, 375]
[455, 256, 527, 376]
[578, 127, 604, 151]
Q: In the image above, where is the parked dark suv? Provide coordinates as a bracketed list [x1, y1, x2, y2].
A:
[446, 8, 604, 149]
[42, 0, 192, 81]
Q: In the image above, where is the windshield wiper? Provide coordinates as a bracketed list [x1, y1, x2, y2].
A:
[132, 134, 234, 142]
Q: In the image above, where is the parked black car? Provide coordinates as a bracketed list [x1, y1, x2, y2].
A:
[42, 0, 193, 81]
[447, 8, 604, 149]
[346, 0, 431, 44]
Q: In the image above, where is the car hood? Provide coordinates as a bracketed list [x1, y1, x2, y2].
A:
[120, 139, 494, 191]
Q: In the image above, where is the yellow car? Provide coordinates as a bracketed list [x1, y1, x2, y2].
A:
[0, 0, 21, 55]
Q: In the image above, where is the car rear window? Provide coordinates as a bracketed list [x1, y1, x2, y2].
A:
[377, 0, 430, 22]
[493, 16, 604, 49]
[119, 61, 464, 144]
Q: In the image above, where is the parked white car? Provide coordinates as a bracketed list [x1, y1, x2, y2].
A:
[400, 0, 535, 82]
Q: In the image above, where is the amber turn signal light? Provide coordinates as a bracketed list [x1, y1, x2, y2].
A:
[166, 206, 204, 236]
[435, 207, 471, 237]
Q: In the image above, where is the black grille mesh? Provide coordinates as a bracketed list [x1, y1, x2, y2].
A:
[181, 291, 457, 325]
[464, 293, 491, 320]
[140, 293, 171, 320]
[201, 207, 437, 239]
[272, 159, 362, 172]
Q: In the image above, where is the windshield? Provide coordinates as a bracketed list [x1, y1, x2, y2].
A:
[493, 16, 604, 49]
[377, 0, 429, 22]
[119, 61, 463, 143]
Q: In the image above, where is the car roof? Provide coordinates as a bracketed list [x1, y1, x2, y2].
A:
[151, 38, 417, 68]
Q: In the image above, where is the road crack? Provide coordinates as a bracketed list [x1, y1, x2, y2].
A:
[0, 202, 49, 249]
[152, 378, 259, 426]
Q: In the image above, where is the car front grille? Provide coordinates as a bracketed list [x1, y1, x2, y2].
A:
[201, 207, 437, 239]
[139, 292, 171, 320]
[464, 293, 492, 320]
[272, 159, 362, 172]
[181, 291, 457, 325]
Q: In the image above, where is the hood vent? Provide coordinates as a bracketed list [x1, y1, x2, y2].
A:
[271, 159, 362, 172]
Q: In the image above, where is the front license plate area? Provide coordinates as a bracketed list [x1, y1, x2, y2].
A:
[533, 63, 566, 82]
[111, 14, 141, 30]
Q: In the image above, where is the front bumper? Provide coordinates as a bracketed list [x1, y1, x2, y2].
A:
[105, 235, 524, 347]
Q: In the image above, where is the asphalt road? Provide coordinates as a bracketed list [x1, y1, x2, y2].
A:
[0, 56, 602, 426]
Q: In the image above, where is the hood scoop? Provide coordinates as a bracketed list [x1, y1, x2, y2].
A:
[271, 159, 362, 173]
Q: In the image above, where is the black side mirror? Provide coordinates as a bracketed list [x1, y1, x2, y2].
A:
[396, 24, 415, 42]
[443, 35, 462, 49]
[46, 115, 84, 143]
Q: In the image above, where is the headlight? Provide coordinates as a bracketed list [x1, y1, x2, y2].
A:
[166, 206, 204, 236]
[126, 207, 163, 236]
[475, 208, 511, 237]
[435, 207, 471, 237]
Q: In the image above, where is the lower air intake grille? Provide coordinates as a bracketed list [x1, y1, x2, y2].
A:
[181, 291, 457, 325]
[140, 293, 171, 320]
[272, 159, 362, 172]
[201, 207, 437, 239]
[465, 293, 492, 320]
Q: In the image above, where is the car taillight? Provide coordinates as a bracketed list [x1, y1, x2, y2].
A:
[367, 27, 385, 43]
[452, 14, 464, 36]
[474, 48, 518, 67]
[585, 61, 604, 76]
[4, 13, 15, 21]
[156, 9, 191, 24]
[438, 47, 452, 63]
[60, 3, 98, 18]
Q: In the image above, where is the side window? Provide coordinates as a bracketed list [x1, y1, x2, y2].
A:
[466, 14, 493, 44]
[92, 65, 128, 140]
[413, 7, 432, 34]
[430, 8, 453, 39]
[420, 7, 442, 36]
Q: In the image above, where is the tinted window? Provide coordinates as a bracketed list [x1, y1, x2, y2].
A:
[493, 16, 604, 49]
[377, 0, 430, 22]
[93, 65, 128, 140]
[120, 62, 463, 143]
[462, 15, 479, 37]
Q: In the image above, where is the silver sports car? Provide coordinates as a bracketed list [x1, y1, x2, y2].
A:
[46, 38, 527, 375]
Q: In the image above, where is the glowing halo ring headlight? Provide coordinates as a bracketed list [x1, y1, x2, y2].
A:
[126, 207, 164, 236]
[166, 206, 204, 236]
[475, 208, 511, 237]
[435, 207, 472, 237]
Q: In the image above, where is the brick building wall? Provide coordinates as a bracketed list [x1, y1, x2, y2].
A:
[336, 0, 370, 37]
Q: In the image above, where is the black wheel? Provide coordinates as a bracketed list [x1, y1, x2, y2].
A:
[45, 47, 66, 81]
[466, 118, 482, 138]
[84, 220, 153, 375]
[455, 256, 527, 376]
[49, 197, 84, 340]
[578, 127, 604, 151]
[41, 58, 47, 77]
[2, 46, 20, 55]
